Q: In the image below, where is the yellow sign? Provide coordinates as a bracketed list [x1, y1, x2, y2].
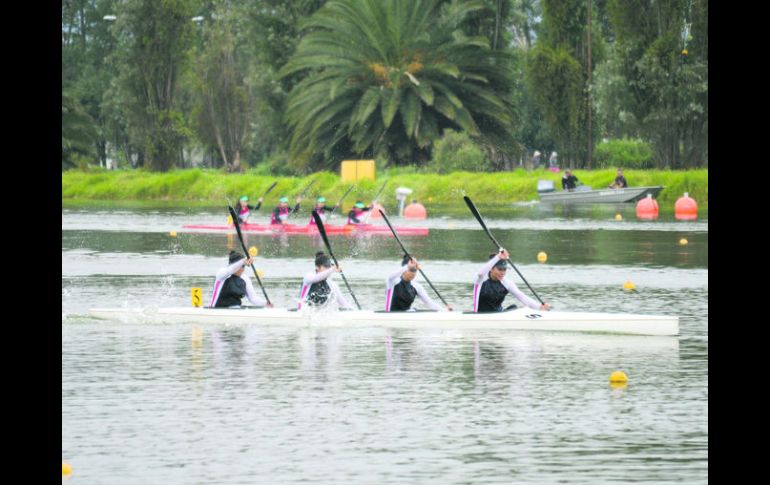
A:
[341, 160, 375, 182]
[191, 287, 202, 307]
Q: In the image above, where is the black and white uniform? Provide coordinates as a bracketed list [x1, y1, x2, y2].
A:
[385, 264, 442, 312]
[209, 259, 267, 308]
[473, 255, 539, 312]
[297, 267, 352, 310]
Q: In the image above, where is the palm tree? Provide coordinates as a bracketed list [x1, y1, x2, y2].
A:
[280, 0, 517, 170]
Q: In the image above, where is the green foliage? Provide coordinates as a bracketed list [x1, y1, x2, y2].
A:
[62, 168, 709, 209]
[593, 138, 654, 169]
[427, 130, 492, 173]
[280, 0, 517, 171]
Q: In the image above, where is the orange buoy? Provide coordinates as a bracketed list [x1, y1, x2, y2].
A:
[368, 202, 385, 219]
[403, 201, 427, 219]
[636, 194, 659, 220]
[674, 192, 698, 220]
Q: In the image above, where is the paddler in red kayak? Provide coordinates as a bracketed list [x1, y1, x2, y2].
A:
[210, 251, 272, 308]
[385, 255, 452, 312]
[308, 197, 339, 225]
[297, 252, 354, 310]
[473, 249, 551, 312]
[271, 196, 301, 225]
[234, 195, 263, 224]
[347, 201, 373, 224]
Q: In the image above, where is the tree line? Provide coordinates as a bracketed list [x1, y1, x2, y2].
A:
[62, 0, 708, 173]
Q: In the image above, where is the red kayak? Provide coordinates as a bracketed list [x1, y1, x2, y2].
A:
[181, 222, 429, 236]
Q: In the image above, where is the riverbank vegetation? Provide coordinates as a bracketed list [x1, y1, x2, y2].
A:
[62, 168, 708, 209]
[63, 0, 707, 174]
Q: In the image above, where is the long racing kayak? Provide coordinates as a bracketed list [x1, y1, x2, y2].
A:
[181, 222, 429, 236]
[88, 306, 678, 336]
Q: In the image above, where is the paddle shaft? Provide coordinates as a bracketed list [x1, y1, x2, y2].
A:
[227, 205, 272, 305]
[462, 196, 545, 305]
[261, 181, 278, 199]
[311, 210, 362, 309]
[327, 185, 355, 217]
[379, 209, 449, 308]
[363, 180, 388, 223]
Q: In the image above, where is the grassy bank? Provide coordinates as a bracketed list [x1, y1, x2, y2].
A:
[62, 168, 708, 210]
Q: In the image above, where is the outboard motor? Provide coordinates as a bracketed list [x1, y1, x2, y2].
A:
[537, 180, 555, 194]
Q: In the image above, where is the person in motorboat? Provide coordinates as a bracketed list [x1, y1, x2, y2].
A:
[271, 196, 301, 225]
[308, 196, 339, 225]
[385, 255, 452, 312]
[561, 169, 579, 191]
[346, 201, 373, 224]
[234, 195, 263, 224]
[473, 249, 551, 312]
[297, 252, 354, 310]
[608, 168, 628, 189]
[210, 251, 272, 308]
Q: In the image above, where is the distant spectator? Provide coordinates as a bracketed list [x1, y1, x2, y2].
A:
[609, 169, 628, 189]
[562, 170, 579, 191]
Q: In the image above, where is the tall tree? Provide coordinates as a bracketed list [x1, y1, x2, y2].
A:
[108, 0, 198, 171]
[601, 0, 707, 168]
[280, 0, 518, 171]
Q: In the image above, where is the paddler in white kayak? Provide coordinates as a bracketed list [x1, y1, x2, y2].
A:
[473, 249, 551, 312]
[210, 251, 272, 308]
[297, 252, 354, 310]
[385, 255, 452, 312]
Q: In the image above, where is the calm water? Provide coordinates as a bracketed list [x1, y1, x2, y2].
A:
[62, 204, 708, 483]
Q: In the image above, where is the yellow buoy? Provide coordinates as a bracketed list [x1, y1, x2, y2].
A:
[227, 215, 233, 224]
[679, 238, 688, 245]
[249, 246, 258, 257]
[537, 251, 547, 263]
[256, 269, 265, 278]
[609, 370, 628, 384]
[615, 213, 623, 221]
[622, 280, 636, 291]
[62, 462, 72, 476]
[169, 231, 177, 237]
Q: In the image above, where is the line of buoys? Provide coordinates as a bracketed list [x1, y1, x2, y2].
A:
[674, 192, 698, 220]
[403, 200, 427, 219]
[635, 194, 659, 220]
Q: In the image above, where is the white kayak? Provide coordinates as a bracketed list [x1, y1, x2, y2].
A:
[88, 306, 679, 336]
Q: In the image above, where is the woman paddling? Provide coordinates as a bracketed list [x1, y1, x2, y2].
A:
[234, 195, 263, 224]
[271, 196, 301, 225]
[210, 251, 272, 308]
[473, 249, 551, 312]
[297, 252, 354, 310]
[308, 197, 339, 225]
[385, 255, 451, 312]
[347, 201, 373, 224]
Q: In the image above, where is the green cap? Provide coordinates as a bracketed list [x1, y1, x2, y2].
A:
[239, 196, 248, 202]
[279, 196, 289, 203]
[317, 197, 326, 203]
[355, 202, 365, 208]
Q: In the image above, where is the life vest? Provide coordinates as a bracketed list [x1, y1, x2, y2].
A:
[306, 280, 331, 306]
[476, 278, 508, 312]
[214, 276, 246, 308]
[388, 279, 417, 311]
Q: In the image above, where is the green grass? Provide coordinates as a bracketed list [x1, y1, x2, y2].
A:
[62, 167, 708, 210]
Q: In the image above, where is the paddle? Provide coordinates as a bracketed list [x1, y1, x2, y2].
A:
[311, 209, 362, 310]
[285, 178, 317, 223]
[363, 180, 388, 223]
[463, 195, 545, 305]
[327, 185, 355, 218]
[379, 209, 451, 309]
[260, 181, 278, 201]
[227, 205, 272, 306]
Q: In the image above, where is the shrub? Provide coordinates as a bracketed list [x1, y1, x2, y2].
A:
[428, 130, 492, 173]
[594, 138, 654, 169]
